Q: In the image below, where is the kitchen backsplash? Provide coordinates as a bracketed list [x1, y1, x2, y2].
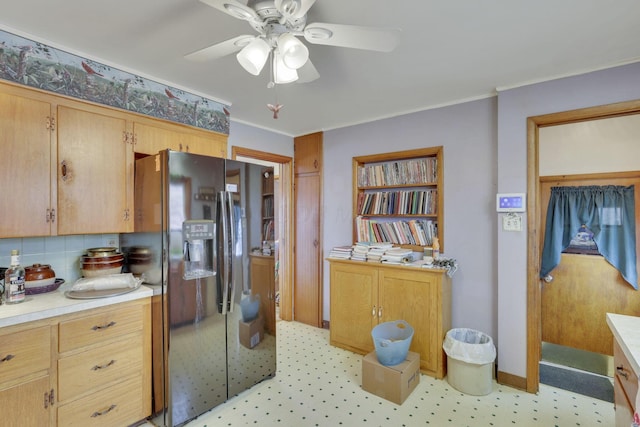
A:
[0, 234, 119, 283]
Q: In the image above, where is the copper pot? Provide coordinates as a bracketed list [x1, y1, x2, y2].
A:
[25, 264, 55, 282]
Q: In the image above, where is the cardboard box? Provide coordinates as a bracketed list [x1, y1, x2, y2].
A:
[362, 351, 420, 405]
[239, 316, 264, 349]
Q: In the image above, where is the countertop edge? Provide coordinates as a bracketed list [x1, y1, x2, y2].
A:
[607, 312, 640, 379]
[0, 285, 154, 328]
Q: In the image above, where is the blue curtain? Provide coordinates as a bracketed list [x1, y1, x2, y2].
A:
[540, 185, 638, 289]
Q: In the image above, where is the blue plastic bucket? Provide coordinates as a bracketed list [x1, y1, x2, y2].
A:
[240, 294, 260, 322]
[371, 320, 414, 366]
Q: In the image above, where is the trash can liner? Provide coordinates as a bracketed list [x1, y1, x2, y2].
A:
[443, 328, 496, 365]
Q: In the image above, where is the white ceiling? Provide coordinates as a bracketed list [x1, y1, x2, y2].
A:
[1, 0, 640, 137]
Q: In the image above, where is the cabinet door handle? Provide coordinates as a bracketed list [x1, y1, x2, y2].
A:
[91, 321, 116, 331]
[60, 160, 69, 181]
[378, 306, 383, 318]
[91, 404, 117, 418]
[372, 305, 376, 317]
[91, 359, 116, 370]
[0, 354, 15, 363]
[616, 365, 629, 379]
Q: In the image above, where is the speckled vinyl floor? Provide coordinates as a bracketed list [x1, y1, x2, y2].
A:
[147, 320, 614, 427]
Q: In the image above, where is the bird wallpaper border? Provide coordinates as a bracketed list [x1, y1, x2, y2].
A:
[0, 29, 230, 135]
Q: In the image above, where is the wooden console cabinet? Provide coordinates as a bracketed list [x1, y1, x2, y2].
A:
[329, 259, 451, 378]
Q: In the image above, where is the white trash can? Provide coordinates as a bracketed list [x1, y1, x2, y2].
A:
[443, 328, 496, 395]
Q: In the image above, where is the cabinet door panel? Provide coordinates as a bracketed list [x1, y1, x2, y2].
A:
[379, 268, 439, 372]
[0, 92, 52, 237]
[330, 263, 377, 352]
[57, 105, 130, 234]
[0, 375, 51, 427]
[133, 121, 181, 155]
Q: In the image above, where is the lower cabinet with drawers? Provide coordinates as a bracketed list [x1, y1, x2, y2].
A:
[0, 297, 151, 427]
[614, 339, 638, 426]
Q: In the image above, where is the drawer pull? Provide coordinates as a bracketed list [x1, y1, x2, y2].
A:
[616, 365, 629, 379]
[0, 354, 15, 363]
[91, 321, 116, 331]
[91, 404, 116, 418]
[91, 359, 116, 371]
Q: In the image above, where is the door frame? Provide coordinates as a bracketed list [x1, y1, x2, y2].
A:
[232, 146, 294, 321]
[526, 98, 640, 392]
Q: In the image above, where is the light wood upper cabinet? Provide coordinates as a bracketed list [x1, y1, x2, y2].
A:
[0, 80, 227, 238]
[56, 104, 133, 234]
[0, 90, 54, 237]
[294, 132, 322, 174]
[133, 119, 227, 158]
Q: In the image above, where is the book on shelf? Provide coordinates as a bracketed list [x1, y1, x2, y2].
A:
[356, 190, 437, 216]
[356, 216, 436, 247]
[357, 157, 437, 187]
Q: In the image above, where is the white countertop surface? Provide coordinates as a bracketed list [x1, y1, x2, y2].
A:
[0, 283, 153, 328]
[607, 312, 640, 377]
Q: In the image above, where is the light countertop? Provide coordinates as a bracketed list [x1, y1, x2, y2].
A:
[607, 312, 640, 377]
[0, 283, 153, 328]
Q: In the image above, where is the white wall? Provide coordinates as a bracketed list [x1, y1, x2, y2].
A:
[323, 98, 498, 341]
[496, 61, 640, 378]
[539, 114, 640, 176]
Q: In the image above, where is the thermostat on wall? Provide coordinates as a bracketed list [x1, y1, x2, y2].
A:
[496, 193, 526, 212]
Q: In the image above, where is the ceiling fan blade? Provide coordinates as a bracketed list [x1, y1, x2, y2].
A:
[296, 59, 319, 83]
[199, 0, 259, 21]
[185, 35, 255, 62]
[304, 23, 400, 52]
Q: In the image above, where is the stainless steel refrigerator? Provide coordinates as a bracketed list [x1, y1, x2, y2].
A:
[131, 150, 276, 427]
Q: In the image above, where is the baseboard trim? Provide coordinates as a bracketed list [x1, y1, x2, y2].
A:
[497, 370, 528, 391]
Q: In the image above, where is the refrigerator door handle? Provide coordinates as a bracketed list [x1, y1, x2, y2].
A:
[220, 190, 230, 315]
[226, 191, 236, 314]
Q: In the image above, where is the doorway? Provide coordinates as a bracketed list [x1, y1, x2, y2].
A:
[526, 99, 640, 394]
[232, 146, 294, 322]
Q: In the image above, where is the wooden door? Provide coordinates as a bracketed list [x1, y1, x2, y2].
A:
[540, 173, 640, 355]
[293, 132, 323, 327]
[294, 173, 322, 326]
[0, 91, 53, 237]
[379, 267, 439, 372]
[57, 105, 132, 234]
[329, 262, 377, 353]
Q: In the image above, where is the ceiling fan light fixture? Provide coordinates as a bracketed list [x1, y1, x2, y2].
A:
[273, 49, 298, 84]
[277, 33, 309, 70]
[236, 37, 270, 75]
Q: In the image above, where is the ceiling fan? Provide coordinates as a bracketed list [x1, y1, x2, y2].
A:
[186, 0, 401, 85]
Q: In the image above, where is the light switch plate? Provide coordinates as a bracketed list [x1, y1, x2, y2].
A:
[503, 213, 522, 231]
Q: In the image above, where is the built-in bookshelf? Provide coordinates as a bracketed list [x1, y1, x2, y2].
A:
[262, 167, 275, 242]
[352, 147, 444, 252]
